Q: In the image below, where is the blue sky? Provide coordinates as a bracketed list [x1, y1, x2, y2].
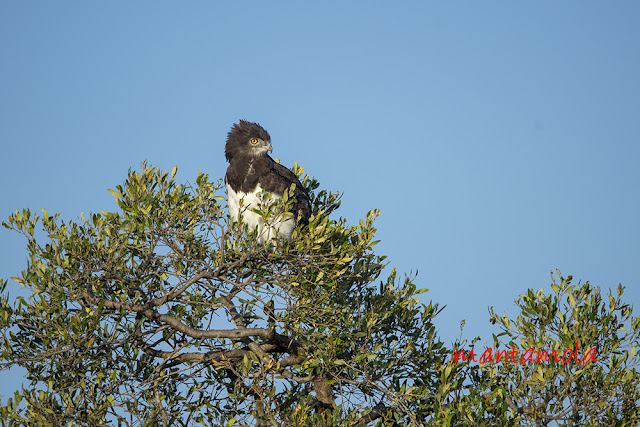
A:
[1, 1, 639, 396]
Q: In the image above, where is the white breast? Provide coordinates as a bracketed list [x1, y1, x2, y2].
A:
[226, 183, 296, 244]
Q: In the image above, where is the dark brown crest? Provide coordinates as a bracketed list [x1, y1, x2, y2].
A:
[225, 120, 271, 161]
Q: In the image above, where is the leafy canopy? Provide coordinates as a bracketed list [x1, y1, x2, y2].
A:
[0, 163, 638, 426]
[0, 163, 447, 426]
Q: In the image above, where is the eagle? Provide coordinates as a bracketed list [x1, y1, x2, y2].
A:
[225, 120, 311, 243]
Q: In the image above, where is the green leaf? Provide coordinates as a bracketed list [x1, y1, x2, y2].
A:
[108, 188, 124, 199]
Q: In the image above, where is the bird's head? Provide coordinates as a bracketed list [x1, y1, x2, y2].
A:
[225, 120, 272, 161]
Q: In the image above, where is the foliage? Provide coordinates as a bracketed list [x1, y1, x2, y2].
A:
[0, 163, 448, 426]
[0, 163, 638, 426]
[450, 273, 640, 426]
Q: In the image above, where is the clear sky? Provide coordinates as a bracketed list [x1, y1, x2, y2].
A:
[1, 1, 639, 398]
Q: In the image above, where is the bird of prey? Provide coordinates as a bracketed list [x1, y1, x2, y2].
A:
[224, 120, 311, 243]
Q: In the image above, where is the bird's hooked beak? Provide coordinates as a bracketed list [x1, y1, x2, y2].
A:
[266, 141, 273, 153]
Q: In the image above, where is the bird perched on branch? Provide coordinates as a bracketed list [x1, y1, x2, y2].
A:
[224, 120, 311, 243]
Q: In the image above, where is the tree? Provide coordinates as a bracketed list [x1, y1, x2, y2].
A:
[0, 163, 449, 426]
[437, 273, 640, 426]
[1, 163, 639, 426]
[482, 274, 640, 425]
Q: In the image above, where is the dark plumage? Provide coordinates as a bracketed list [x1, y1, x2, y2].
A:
[224, 120, 311, 243]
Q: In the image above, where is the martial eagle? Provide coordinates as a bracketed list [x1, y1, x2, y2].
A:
[224, 120, 311, 243]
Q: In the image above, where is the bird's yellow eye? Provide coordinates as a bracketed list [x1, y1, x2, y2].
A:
[250, 138, 258, 144]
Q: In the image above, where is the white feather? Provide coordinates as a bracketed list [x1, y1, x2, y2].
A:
[227, 183, 296, 244]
